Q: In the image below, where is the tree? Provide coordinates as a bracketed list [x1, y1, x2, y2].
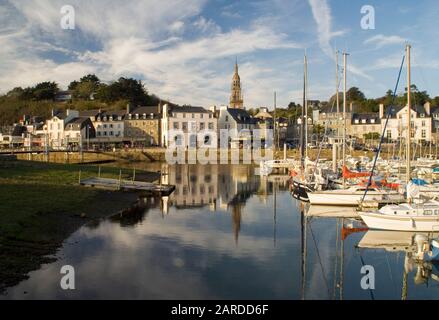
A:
[32, 82, 59, 100]
[347, 87, 366, 102]
[69, 74, 101, 100]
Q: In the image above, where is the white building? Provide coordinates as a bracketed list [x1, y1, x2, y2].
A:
[46, 109, 79, 148]
[216, 106, 256, 148]
[382, 102, 432, 142]
[161, 104, 217, 148]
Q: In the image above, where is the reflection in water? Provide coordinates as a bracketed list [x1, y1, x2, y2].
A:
[2, 164, 439, 299]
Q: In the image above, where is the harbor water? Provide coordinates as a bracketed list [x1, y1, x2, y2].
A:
[2, 164, 439, 300]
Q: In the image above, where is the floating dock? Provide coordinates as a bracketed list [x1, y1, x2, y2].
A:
[80, 177, 175, 196]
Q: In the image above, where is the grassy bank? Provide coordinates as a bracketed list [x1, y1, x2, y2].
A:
[0, 160, 153, 293]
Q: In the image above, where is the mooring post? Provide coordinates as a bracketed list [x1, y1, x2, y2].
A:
[78, 170, 81, 185]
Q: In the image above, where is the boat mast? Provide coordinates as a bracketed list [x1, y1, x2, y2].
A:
[300, 55, 306, 169]
[336, 50, 340, 113]
[406, 44, 411, 185]
[342, 52, 348, 187]
[305, 54, 308, 159]
[274, 91, 277, 151]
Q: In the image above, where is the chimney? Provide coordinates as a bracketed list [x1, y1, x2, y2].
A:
[66, 109, 70, 116]
[209, 105, 217, 113]
[349, 102, 353, 113]
[424, 101, 431, 116]
[162, 104, 169, 118]
[379, 104, 384, 119]
[126, 103, 131, 114]
[51, 109, 54, 117]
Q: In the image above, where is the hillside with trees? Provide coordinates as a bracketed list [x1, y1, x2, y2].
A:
[0, 75, 167, 126]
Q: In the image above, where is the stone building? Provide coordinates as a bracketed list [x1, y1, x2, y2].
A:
[125, 105, 161, 146]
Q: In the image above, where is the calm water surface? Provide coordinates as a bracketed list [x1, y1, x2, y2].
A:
[3, 164, 439, 299]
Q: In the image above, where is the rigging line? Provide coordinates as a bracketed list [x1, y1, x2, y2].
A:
[332, 219, 340, 300]
[308, 223, 331, 297]
[385, 253, 398, 295]
[361, 55, 406, 203]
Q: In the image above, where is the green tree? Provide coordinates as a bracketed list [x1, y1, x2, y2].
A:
[32, 82, 59, 101]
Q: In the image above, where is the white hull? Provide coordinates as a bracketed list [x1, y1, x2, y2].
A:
[308, 191, 403, 206]
[360, 212, 439, 232]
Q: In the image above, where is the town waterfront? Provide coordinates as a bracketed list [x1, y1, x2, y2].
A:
[2, 163, 439, 300]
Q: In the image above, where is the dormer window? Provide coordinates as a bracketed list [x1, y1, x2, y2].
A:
[355, 119, 359, 124]
[143, 113, 146, 119]
[362, 119, 366, 124]
[150, 113, 154, 119]
[371, 119, 375, 124]
[135, 114, 139, 119]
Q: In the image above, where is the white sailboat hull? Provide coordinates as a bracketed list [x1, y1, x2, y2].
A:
[360, 212, 439, 232]
[308, 191, 403, 206]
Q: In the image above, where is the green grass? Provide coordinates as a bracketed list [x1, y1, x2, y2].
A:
[0, 160, 144, 292]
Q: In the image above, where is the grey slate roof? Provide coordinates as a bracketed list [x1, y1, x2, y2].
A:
[351, 113, 381, 125]
[170, 106, 212, 114]
[227, 108, 256, 124]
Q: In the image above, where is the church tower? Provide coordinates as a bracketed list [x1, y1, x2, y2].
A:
[229, 59, 244, 109]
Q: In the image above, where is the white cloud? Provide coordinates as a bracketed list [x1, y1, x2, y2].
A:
[307, 0, 345, 57]
[364, 34, 407, 49]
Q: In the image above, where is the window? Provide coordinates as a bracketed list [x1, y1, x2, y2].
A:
[424, 210, 433, 216]
[200, 123, 205, 130]
[192, 113, 195, 118]
[422, 120, 426, 127]
[110, 131, 114, 136]
[387, 130, 392, 139]
[422, 130, 426, 139]
[200, 114, 204, 119]
[182, 122, 188, 131]
[371, 119, 375, 124]
[173, 122, 179, 130]
[226, 116, 229, 122]
[208, 123, 214, 130]
[183, 113, 186, 118]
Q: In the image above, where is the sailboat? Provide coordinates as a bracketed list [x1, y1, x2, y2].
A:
[360, 45, 439, 231]
[306, 51, 403, 206]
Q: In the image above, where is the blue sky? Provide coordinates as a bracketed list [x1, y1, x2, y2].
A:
[0, 0, 438, 108]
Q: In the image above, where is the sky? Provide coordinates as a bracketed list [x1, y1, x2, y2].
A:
[0, 0, 438, 108]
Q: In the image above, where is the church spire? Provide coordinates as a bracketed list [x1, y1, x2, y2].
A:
[230, 58, 244, 109]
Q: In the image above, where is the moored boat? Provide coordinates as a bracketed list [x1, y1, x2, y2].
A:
[359, 200, 439, 232]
